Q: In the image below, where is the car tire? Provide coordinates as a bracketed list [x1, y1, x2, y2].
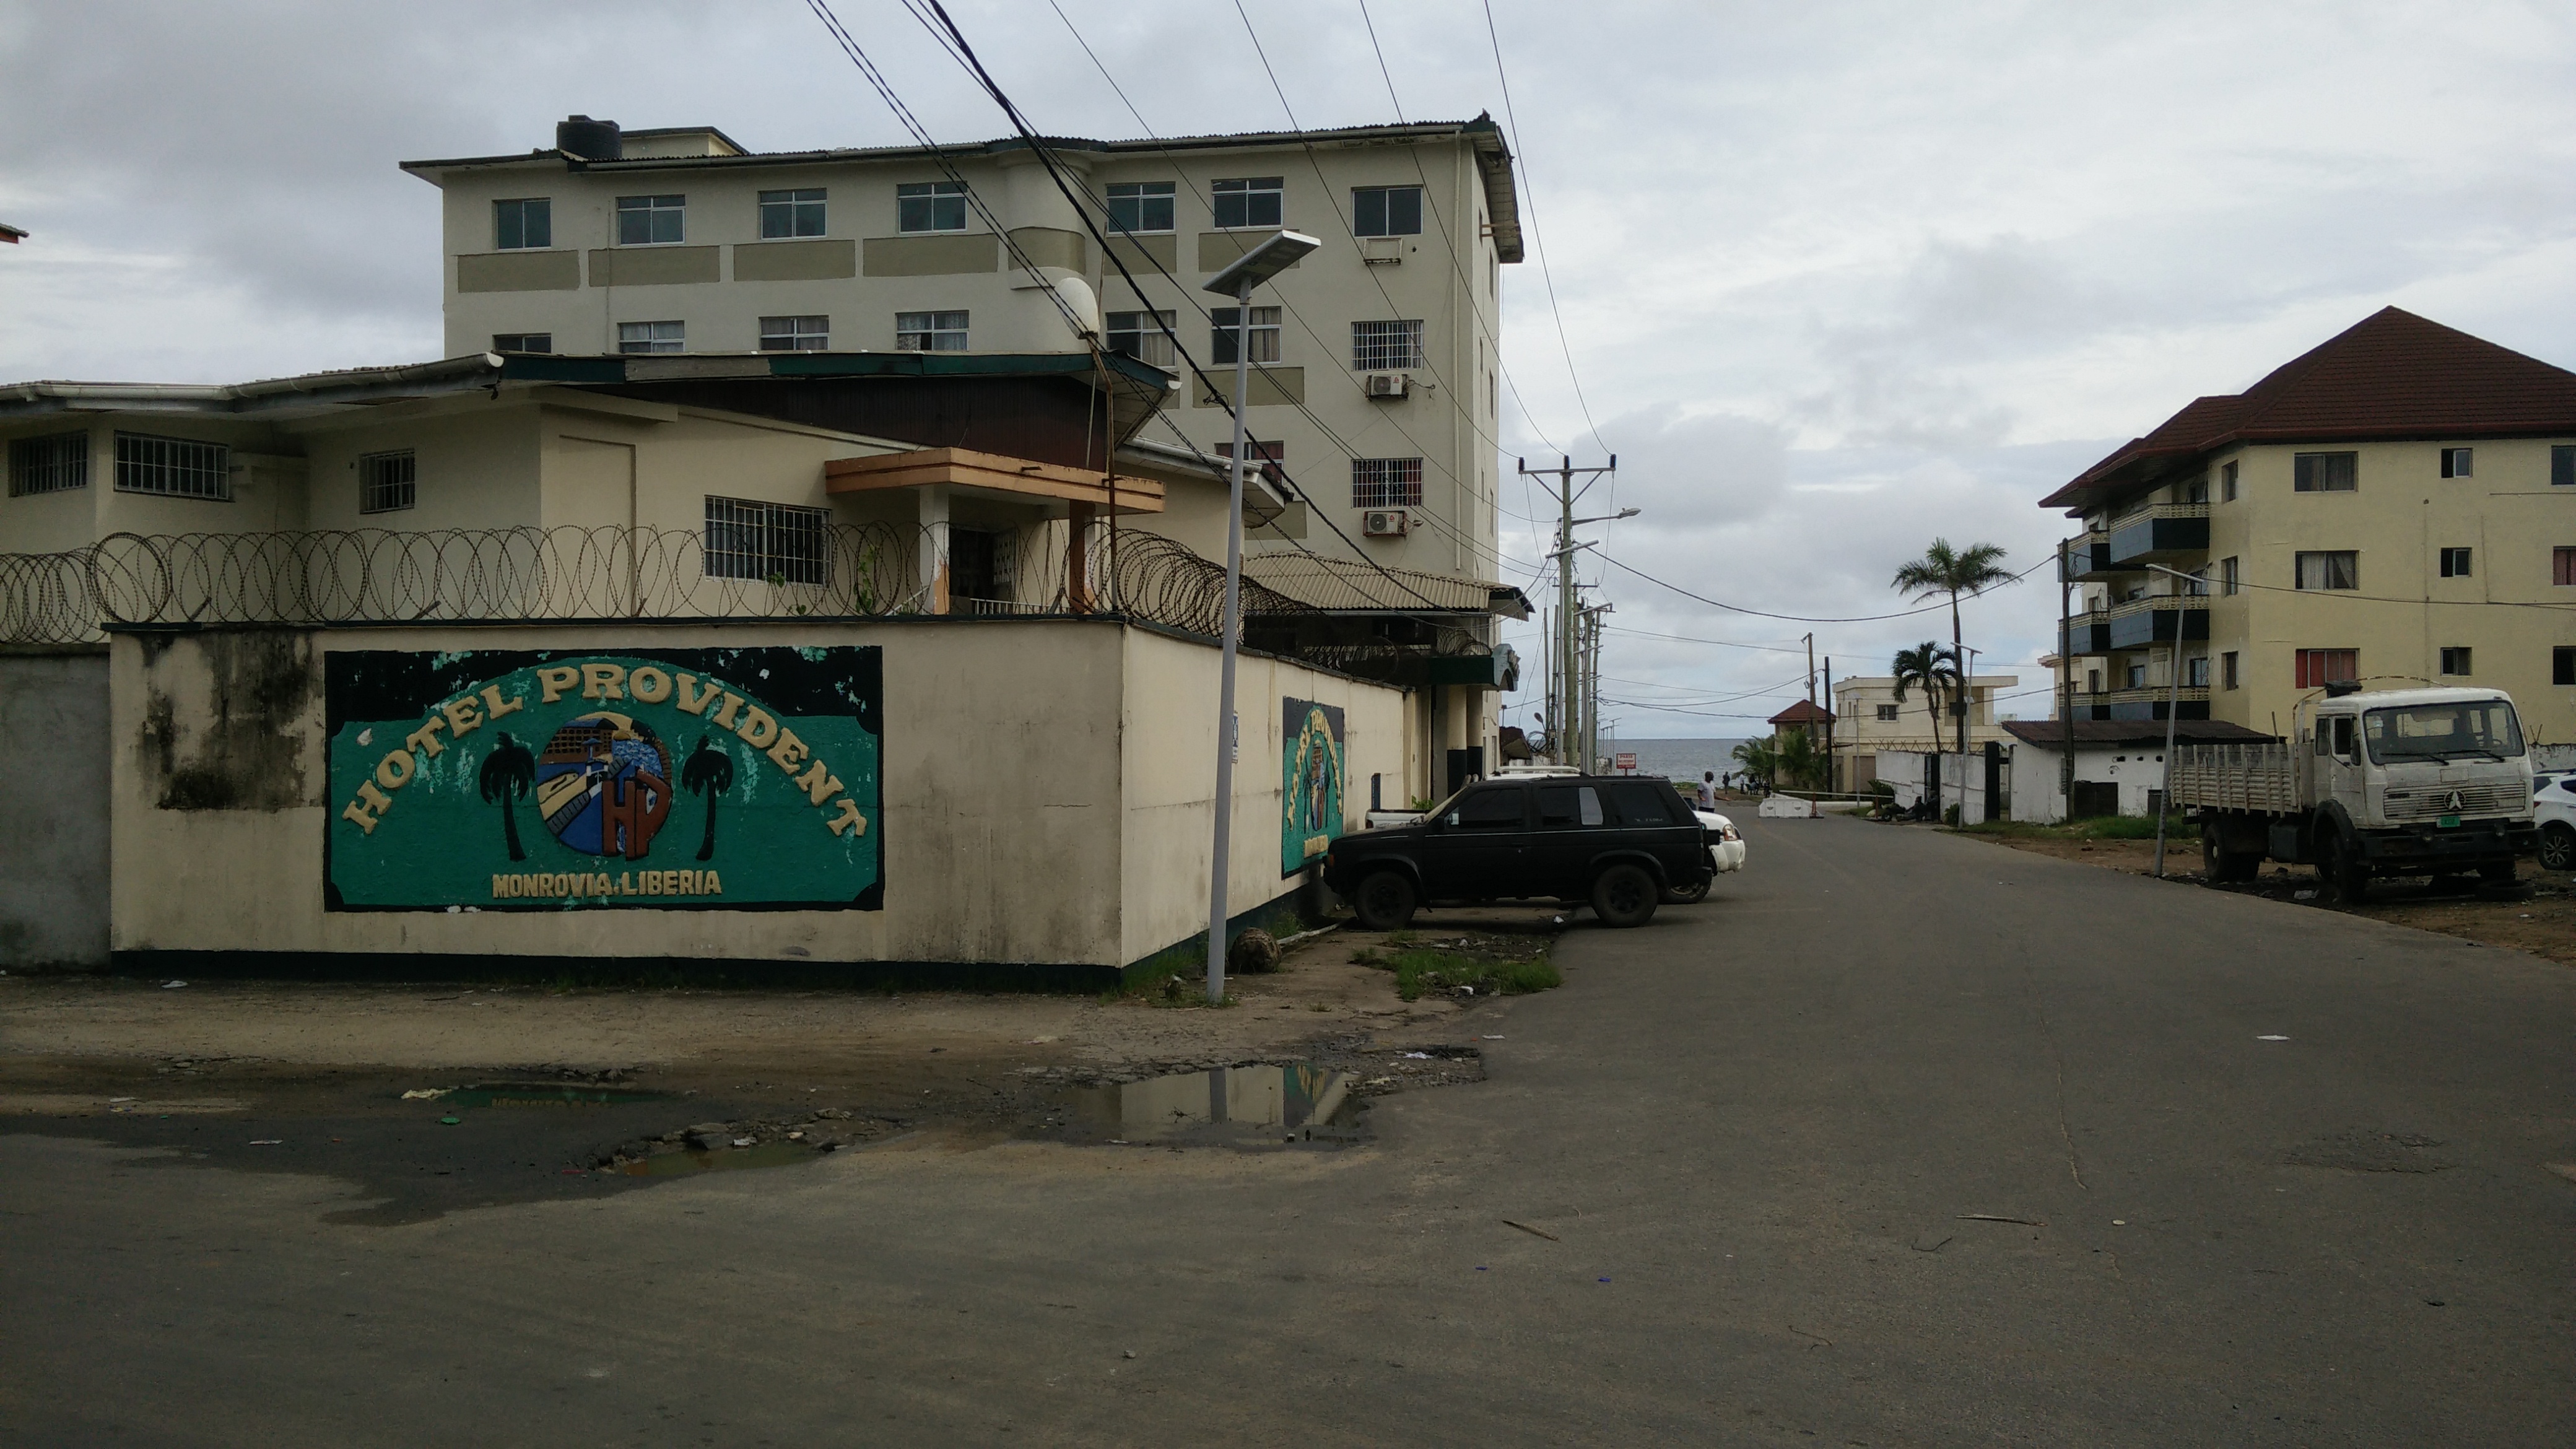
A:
[1590, 863, 1659, 928]
[2538, 823, 2576, 873]
[1352, 870, 1417, 932]
[2320, 830, 2369, 903]
[1662, 876, 1712, 905]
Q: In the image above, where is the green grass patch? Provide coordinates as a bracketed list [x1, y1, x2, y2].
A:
[1381, 948, 1561, 1002]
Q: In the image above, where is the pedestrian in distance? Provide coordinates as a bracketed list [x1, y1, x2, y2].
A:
[1697, 772, 1717, 811]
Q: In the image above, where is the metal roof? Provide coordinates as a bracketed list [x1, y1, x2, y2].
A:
[1240, 552, 1528, 617]
[2001, 719, 2277, 747]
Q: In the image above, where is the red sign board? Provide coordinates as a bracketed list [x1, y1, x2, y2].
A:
[1614, 752, 1637, 773]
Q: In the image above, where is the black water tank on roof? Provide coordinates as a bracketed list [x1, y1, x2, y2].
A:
[557, 115, 621, 160]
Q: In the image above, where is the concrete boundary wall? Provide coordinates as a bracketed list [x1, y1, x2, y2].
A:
[0, 649, 112, 968]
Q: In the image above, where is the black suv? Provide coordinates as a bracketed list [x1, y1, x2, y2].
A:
[1322, 774, 1712, 929]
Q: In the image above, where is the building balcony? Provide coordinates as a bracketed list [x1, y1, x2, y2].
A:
[2103, 503, 2208, 568]
[2058, 533, 2119, 583]
[2074, 682, 2211, 723]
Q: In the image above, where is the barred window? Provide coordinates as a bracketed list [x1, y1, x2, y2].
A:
[703, 496, 830, 586]
[1104, 310, 1176, 368]
[1209, 307, 1280, 365]
[617, 320, 684, 354]
[894, 310, 968, 352]
[897, 181, 967, 233]
[1352, 185, 1422, 237]
[759, 188, 825, 239]
[616, 194, 685, 245]
[359, 450, 416, 515]
[1106, 181, 1174, 235]
[1351, 320, 1425, 370]
[759, 315, 829, 352]
[114, 432, 229, 500]
[7, 432, 89, 497]
[1211, 177, 1283, 230]
[1351, 457, 1423, 508]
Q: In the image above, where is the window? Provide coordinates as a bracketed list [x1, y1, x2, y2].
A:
[2554, 445, 2575, 487]
[2183, 477, 2209, 505]
[2557, 646, 2575, 686]
[1105, 181, 1175, 235]
[1209, 307, 1281, 365]
[490, 333, 552, 354]
[759, 315, 829, 352]
[1351, 320, 1425, 370]
[2439, 546, 2471, 578]
[2440, 446, 2473, 479]
[2126, 663, 2147, 689]
[615, 194, 685, 245]
[2293, 451, 2357, 492]
[2363, 700, 2522, 765]
[2086, 668, 2102, 694]
[949, 528, 1005, 610]
[2186, 655, 2209, 687]
[113, 432, 228, 500]
[1211, 176, 1284, 230]
[1214, 439, 1284, 484]
[358, 450, 415, 515]
[2219, 556, 2240, 595]
[2440, 646, 2473, 676]
[2220, 459, 2239, 501]
[1536, 785, 1606, 828]
[2295, 550, 2358, 590]
[2221, 651, 2239, 690]
[896, 181, 967, 233]
[894, 310, 968, 352]
[1604, 782, 1686, 825]
[1445, 786, 1526, 830]
[2555, 547, 2576, 586]
[2295, 648, 2359, 689]
[758, 188, 825, 239]
[703, 496, 830, 585]
[1351, 458, 1424, 508]
[1874, 704, 1900, 722]
[1105, 309, 1177, 367]
[617, 321, 684, 354]
[1352, 185, 1422, 237]
[494, 198, 552, 250]
[7, 432, 88, 496]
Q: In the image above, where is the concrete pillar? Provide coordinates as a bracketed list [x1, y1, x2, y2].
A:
[918, 484, 951, 614]
[991, 149, 1100, 353]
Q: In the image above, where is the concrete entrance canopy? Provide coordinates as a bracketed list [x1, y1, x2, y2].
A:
[825, 446, 1167, 519]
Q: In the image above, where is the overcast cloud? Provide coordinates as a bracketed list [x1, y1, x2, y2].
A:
[5, 1, 2572, 738]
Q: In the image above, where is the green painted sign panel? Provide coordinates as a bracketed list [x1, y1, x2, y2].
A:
[1281, 697, 1345, 877]
[324, 648, 881, 911]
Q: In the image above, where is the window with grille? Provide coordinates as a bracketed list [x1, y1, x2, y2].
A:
[1351, 320, 1425, 370]
[896, 181, 967, 233]
[615, 194, 685, 245]
[759, 188, 825, 239]
[2440, 646, 2473, 676]
[2295, 550, 2357, 590]
[2554, 546, 2576, 586]
[894, 310, 968, 352]
[1352, 186, 1422, 237]
[494, 198, 552, 250]
[2293, 451, 2357, 492]
[1209, 307, 1281, 365]
[7, 432, 89, 496]
[1351, 458, 1423, 508]
[1106, 181, 1175, 235]
[617, 321, 684, 354]
[113, 432, 229, 500]
[2439, 446, 2473, 479]
[1874, 705, 1899, 721]
[359, 450, 415, 515]
[490, 333, 553, 354]
[702, 496, 830, 585]
[1105, 310, 1177, 367]
[1212, 178, 1283, 230]
[759, 315, 829, 352]
[2439, 546, 2471, 578]
[2294, 648, 2359, 689]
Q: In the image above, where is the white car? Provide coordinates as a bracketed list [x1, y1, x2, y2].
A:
[2535, 771, 2576, 872]
[1662, 808, 1747, 902]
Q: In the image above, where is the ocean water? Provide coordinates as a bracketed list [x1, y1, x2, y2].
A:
[1599, 738, 1752, 783]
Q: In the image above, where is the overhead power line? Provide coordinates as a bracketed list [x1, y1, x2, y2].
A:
[1479, 0, 1607, 456]
[1598, 550, 2047, 625]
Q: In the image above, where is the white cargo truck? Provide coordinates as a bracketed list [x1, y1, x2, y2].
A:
[2170, 684, 2538, 900]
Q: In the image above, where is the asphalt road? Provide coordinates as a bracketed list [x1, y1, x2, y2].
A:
[6, 814, 2573, 1445]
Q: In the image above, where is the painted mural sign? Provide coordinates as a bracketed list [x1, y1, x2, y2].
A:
[324, 648, 882, 911]
[1280, 697, 1346, 876]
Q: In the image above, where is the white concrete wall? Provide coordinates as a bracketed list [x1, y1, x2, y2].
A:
[2006, 741, 2173, 823]
[0, 650, 111, 967]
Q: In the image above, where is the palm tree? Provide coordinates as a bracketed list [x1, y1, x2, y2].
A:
[477, 733, 536, 861]
[1894, 540, 2012, 807]
[1730, 734, 1781, 790]
[1775, 728, 1826, 791]
[1891, 642, 1962, 753]
[681, 734, 734, 861]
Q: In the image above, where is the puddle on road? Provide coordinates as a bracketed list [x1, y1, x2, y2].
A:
[1030, 1063, 1365, 1147]
[617, 1141, 819, 1177]
[432, 1083, 676, 1110]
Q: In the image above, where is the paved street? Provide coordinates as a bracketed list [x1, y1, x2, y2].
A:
[6, 813, 2572, 1445]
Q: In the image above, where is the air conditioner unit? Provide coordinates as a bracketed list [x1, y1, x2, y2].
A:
[1362, 372, 1410, 399]
[1362, 508, 1411, 537]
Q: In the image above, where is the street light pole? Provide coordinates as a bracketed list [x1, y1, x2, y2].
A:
[1203, 230, 1317, 1004]
[2147, 562, 2194, 878]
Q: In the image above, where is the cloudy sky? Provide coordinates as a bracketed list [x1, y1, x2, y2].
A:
[6, 1, 2573, 739]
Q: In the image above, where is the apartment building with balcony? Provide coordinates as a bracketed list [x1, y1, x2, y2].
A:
[2042, 308, 2576, 744]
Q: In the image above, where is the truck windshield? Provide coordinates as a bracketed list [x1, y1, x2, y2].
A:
[2362, 700, 2524, 764]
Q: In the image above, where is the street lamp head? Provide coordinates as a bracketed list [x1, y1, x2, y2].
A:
[1615, 507, 1640, 520]
[1203, 229, 1321, 297]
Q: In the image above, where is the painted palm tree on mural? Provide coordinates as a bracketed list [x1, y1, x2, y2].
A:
[477, 732, 536, 860]
[682, 734, 734, 861]
[1893, 540, 2013, 806]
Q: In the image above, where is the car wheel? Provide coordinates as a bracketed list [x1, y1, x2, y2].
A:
[1661, 876, 1712, 905]
[1352, 870, 1417, 932]
[2539, 823, 2576, 872]
[1590, 863, 1659, 928]
[2320, 831, 2368, 903]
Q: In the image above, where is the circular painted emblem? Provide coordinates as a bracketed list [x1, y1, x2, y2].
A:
[533, 711, 674, 859]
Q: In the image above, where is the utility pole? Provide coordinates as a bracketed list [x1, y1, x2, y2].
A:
[1804, 632, 1816, 706]
[2060, 541, 2076, 822]
[1822, 656, 1834, 793]
[1578, 600, 1611, 772]
[1518, 455, 1622, 767]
